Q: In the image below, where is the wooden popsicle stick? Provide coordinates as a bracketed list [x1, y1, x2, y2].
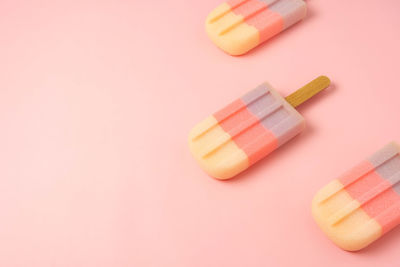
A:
[285, 76, 331, 108]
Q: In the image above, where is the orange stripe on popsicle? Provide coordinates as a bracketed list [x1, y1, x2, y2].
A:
[339, 161, 400, 233]
[236, 125, 277, 164]
[373, 202, 400, 234]
[246, 10, 284, 43]
[213, 99, 277, 165]
[227, 0, 284, 43]
[213, 99, 245, 122]
[337, 161, 375, 186]
[230, 0, 267, 18]
[226, 0, 249, 8]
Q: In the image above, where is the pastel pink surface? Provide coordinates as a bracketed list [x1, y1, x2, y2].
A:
[1, 0, 400, 267]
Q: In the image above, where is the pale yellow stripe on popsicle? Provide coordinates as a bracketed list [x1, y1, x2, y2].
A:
[188, 116, 249, 179]
[327, 199, 361, 226]
[312, 180, 382, 251]
[207, 11, 245, 36]
[206, 4, 259, 56]
[206, 3, 232, 23]
[190, 115, 220, 141]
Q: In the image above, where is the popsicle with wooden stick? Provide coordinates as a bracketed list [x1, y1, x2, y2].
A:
[188, 75, 331, 179]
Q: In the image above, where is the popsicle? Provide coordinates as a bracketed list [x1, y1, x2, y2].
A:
[206, 0, 307, 55]
[189, 76, 330, 180]
[312, 142, 400, 251]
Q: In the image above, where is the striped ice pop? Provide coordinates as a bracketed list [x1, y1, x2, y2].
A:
[206, 0, 307, 55]
[189, 76, 330, 180]
[312, 142, 400, 251]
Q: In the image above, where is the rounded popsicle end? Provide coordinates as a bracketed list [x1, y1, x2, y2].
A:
[205, 4, 260, 56]
[205, 23, 259, 56]
[188, 116, 249, 180]
[311, 180, 383, 251]
[188, 140, 248, 180]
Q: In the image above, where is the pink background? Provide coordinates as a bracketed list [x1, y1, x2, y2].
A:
[1, 0, 400, 266]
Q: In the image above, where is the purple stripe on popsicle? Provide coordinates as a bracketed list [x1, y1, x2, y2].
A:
[241, 83, 275, 107]
[368, 143, 400, 195]
[268, 0, 306, 29]
[258, 0, 280, 6]
[267, 87, 305, 146]
[241, 83, 305, 147]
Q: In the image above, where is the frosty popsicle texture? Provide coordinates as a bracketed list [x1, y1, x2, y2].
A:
[206, 0, 307, 55]
[312, 142, 400, 251]
[189, 82, 305, 180]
